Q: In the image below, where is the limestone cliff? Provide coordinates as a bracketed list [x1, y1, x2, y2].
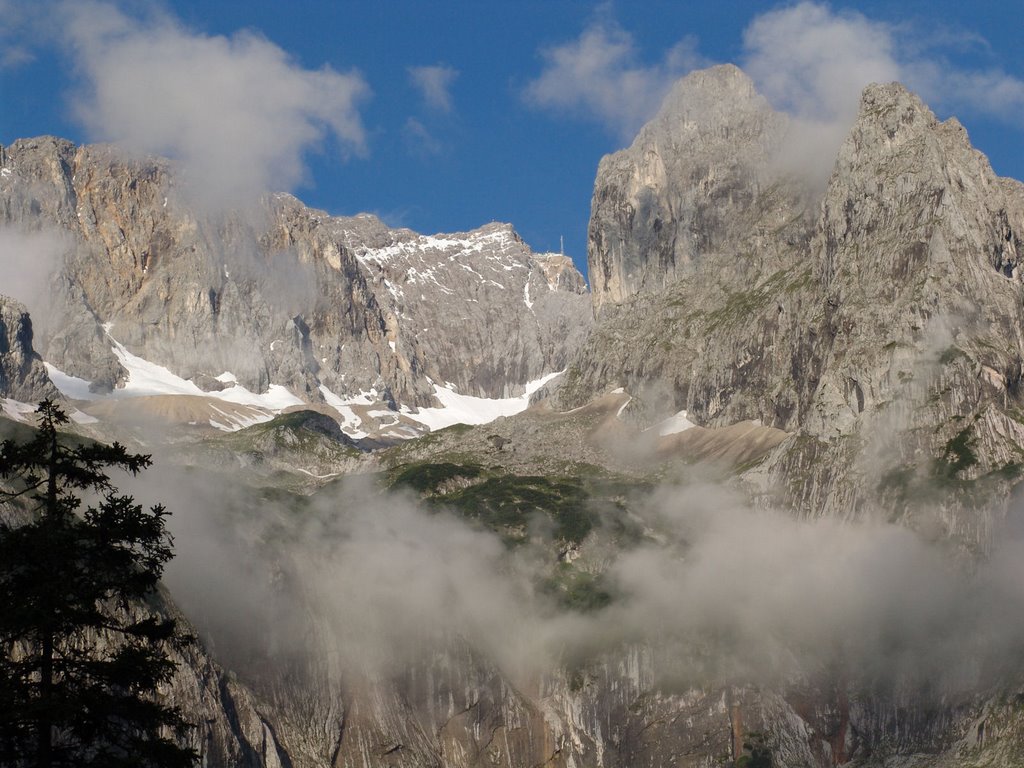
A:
[0, 296, 57, 402]
[0, 137, 590, 410]
[588, 64, 804, 314]
[565, 76, 1024, 546]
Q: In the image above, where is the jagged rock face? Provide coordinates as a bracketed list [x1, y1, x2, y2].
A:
[587, 64, 800, 314]
[0, 137, 590, 408]
[550, 71, 1024, 766]
[767, 83, 1024, 536]
[0, 296, 58, 402]
[571, 63, 821, 434]
[566, 76, 1024, 537]
[348, 221, 590, 398]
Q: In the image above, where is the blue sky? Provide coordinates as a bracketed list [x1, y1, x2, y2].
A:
[2, 1, 1023, 279]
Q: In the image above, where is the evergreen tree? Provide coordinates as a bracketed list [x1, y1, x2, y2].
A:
[0, 400, 196, 768]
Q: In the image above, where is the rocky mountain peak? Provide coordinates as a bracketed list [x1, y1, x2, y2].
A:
[566, 66, 1024, 537]
[588, 64, 801, 314]
[640, 63, 767, 139]
[1, 138, 592, 436]
[532, 252, 588, 293]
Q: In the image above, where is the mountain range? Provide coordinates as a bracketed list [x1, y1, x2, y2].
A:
[3, 64, 1024, 767]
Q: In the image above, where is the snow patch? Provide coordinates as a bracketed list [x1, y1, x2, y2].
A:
[616, 396, 633, 418]
[44, 336, 303, 431]
[43, 364, 99, 401]
[208, 404, 274, 432]
[0, 400, 94, 428]
[294, 467, 341, 479]
[318, 384, 369, 439]
[406, 371, 563, 432]
[650, 410, 696, 436]
[71, 410, 99, 425]
[106, 339, 303, 409]
[1, 398, 37, 423]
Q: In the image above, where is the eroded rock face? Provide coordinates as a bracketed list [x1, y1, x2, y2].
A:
[549, 70, 1024, 768]
[567, 77, 1024, 537]
[587, 64, 800, 314]
[0, 138, 590, 409]
[0, 296, 57, 402]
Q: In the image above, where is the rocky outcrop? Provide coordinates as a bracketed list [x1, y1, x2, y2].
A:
[0, 296, 57, 402]
[0, 138, 590, 410]
[347, 220, 590, 398]
[541, 69, 1024, 767]
[587, 64, 804, 314]
[564, 75, 1024, 544]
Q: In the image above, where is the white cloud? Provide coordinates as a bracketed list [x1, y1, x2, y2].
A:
[523, 15, 705, 140]
[402, 117, 442, 156]
[61, 1, 370, 209]
[150, 465, 1024, 693]
[0, 227, 68, 326]
[742, 3, 899, 128]
[740, 2, 901, 186]
[408, 64, 458, 112]
[907, 60, 1024, 124]
[525, 3, 1024, 180]
[739, 2, 1024, 185]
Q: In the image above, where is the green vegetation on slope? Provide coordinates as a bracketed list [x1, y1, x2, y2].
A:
[387, 459, 594, 545]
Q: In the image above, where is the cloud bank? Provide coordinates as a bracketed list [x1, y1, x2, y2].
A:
[62, 1, 370, 209]
[138, 463, 1024, 698]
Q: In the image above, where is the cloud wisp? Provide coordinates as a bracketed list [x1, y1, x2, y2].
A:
[402, 117, 443, 157]
[0, 0, 40, 71]
[0, 226, 69, 330]
[408, 64, 459, 112]
[739, 2, 899, 186]
[525, 2, 1024, 176]
[523, 14, 705, 141]
[61, 1, 370, 209]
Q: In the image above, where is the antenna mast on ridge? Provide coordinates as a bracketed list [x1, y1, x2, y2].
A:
[560, 235, 564, 256]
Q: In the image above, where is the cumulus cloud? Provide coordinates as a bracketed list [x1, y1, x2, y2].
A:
[742, 3, 899, 128]
[523, 14, 705, 140]
[740, 2, 897, 185]
[408, 64, 459, 112]
[739, 2, 1024, 185]
[61, 1, 370, 209]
